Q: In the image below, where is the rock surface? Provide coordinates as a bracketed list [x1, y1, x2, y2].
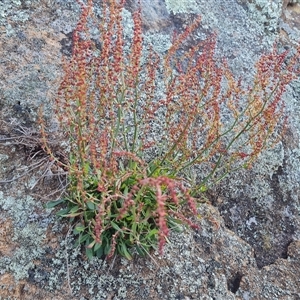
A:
[0, 0, 299, 299]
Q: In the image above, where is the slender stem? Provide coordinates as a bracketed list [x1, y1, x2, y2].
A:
[131, 78, 140, 153]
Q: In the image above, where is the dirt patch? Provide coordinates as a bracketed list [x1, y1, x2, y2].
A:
[0, 218, 16, 257]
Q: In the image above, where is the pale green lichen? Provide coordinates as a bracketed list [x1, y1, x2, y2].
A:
[0, 194, 39, 225]
[164, 0, 197, 14]
[2, 224, 45, 280]
[0, 192, 50, 280]
[144, 33, 172, 54]
[0, 0, 30, 25]
[244, 0, 283, 33]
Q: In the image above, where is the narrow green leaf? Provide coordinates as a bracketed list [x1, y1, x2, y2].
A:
[147, 228, 159, 238]
[74, 224, 85, 234]
[78, 234, 90, 244]
[168, 217, 183, 225]
[129, 233, 134, 244]
[132, 221, 138, 233]
[123, 185, 129, 195]
[121, 242, 132, 260]
[56, 208, 71, 217]
[135, 245, 146, 256]
[140, 208, 152, 221]
[83, 162, 90, 175]
[46, 199, 65, 209]
[62, 212, 82, 218]
[104, 242, 111, 255]
[169, 221, 183, 232]
[111, 221, 122, 232]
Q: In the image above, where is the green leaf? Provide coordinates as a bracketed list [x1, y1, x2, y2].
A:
[168, 217, 182, 225]
[200, 185, 208, 192]
[119, 242, 132, 260]
[86, 201, 96, 210]
[135, 245, 146, 256]
[104, 241, 111, 255]
[56, 208, 71, 217]
[131, 222, 138, 235]
[125, 215, 133, 222]
[74, 224, 85, 234]
[100, 235, 110, 255]
[111, 221, 122, 232]
[141, 207, 153, 220]
[46, 199, 65, 209]
[96, 246, 104, 258]
[83, 162, 90, 175]
[86, 247, 94, 260]
[62, 212, 82, 218]
[94, 242, 102, 252]
[147, 228, 159, 238]
[69, 205, 80, 213]
[83, 210, 95, 222]
[168, 221, 183, 233]
[123, 185, 129, 195]
[78, 233, 90, 244]
[87, 240, 96, 249]
[129, 233, 135, 244]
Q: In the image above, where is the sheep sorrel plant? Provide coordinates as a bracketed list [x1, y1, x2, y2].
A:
[42, 0, 300, 260]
